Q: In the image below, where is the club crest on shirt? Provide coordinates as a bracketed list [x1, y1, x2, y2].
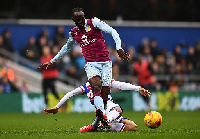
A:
[85, 25, 91, 32]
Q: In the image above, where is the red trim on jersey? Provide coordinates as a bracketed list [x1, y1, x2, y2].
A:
[79, 87, 84, 95]
[111, 79, 115, 83]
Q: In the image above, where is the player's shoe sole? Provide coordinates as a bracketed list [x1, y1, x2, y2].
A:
[96, 109, 111, 129]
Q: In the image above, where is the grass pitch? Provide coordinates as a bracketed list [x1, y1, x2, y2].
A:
[0, 111, 199, 139]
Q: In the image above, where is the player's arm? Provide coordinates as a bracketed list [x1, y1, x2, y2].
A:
[38, 32, 75, 69]
[92, 17, 129, 61]
[111, 80, 152, 97]
[44, 86, 83, 114]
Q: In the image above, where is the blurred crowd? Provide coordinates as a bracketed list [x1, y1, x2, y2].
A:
[0, 27, 200, 94]
[0, 57, 29, 93]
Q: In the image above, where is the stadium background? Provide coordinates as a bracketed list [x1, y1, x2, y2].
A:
[0, 1, 200, 139]
[0, 1, 200, 113]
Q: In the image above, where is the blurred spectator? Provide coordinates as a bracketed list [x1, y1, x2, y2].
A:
[65, 64, 84, 81]
[11, 78, 20, 92]
[186, 62, 196, 74]
[39, 29, 52, 46]
[0, 35, 6, 55]
[167, 55, 176, 67]
[132, 54, 155, 110]
[40, 46, 60, 107]
[150, 38, 159, 59]
[38, 36, 48, 57]
[0, 58, 15, 82]
[2, 29, 14, 53]
[155, 55, 168, 74]
[132, 54, 155, 89]
[142, 45, 152, 61]
[138, 38, 150, 54]
[180, 41, 188, 57]
[112, 62, 119, 80]
[194, 40, 200, 74]
[54, 26, 66, 46]
[20, 80, 29, 93]
[20, 36, 40, 62]
[173, 45, 184, 64]
[116, 42, 132, 76]
[107, 45, 117, 63]
[195, 39, 200, 58]
[0, 35, 9, 58]
[127, 46, 137, 63]
[0, 76, 12, 93]
[175, 64, 185, 75]
[185, 46, 196, 68]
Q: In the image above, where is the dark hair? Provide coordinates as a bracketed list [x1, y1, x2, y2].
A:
[72, 7, 83, 15]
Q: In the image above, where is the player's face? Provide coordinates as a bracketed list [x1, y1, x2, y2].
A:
[72, 11, 85, 30]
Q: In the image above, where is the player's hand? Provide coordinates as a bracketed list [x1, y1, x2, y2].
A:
[44, 107, 58, 114]
[117, 49, 130, 61]
[139, 88, 152, 97]
[37, 61, 53, 69]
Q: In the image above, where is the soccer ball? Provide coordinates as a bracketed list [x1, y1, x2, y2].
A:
[144, 111, 162, 129]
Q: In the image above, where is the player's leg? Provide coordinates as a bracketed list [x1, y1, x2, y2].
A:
[89, 76, 104, 112]
[49, 78, 60, 100]
[101, 61, 112, 108]
[101, 87, 110, 109]
[85, 62, 105, 112]
[42, 79, 49, 107]
[121, 119, 137, 131]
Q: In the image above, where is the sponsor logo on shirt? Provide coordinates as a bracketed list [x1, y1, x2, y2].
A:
[81, 35, 97, 47]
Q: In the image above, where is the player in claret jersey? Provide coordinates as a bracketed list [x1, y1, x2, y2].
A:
[44, 80, 152, 132]
[38, 7, 130, 127]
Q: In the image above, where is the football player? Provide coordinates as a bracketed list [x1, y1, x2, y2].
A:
[44, 80, 151, 132]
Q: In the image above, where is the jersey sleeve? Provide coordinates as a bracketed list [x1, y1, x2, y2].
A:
[55, 87, 82, 108]
[111, 80, 141, 92]
[92, 17, 122, 50]
[51, 32, 76, 62]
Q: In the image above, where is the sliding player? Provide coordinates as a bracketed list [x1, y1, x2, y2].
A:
[44, 80, 151, 132]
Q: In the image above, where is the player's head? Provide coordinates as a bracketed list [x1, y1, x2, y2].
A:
[72, 7, 85, 30]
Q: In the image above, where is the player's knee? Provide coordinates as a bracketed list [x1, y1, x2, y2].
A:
[93, 85, 101, 91]
[90, 77, 102, 91]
